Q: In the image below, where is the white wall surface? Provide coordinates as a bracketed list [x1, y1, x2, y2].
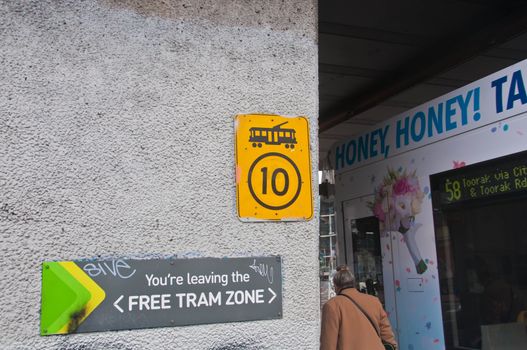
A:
[0, 1, 319, 349]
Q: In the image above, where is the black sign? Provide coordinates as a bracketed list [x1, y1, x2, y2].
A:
[431, 150, 527, 206]
[51, 256, 282, 333]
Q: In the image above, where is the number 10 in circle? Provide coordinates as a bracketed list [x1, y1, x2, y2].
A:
[261, 167, 289, 196]
[248, 153, 302, 210]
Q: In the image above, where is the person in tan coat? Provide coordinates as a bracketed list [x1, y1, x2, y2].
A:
[320, 265, 397, 350]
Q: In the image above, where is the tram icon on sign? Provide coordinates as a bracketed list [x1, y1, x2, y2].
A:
[249, 122, 297, 149]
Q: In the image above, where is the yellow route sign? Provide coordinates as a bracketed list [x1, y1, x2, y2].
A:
[235, 114, 313, 221]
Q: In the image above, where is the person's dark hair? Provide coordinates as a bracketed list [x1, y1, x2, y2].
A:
[333, 265, 355, 289]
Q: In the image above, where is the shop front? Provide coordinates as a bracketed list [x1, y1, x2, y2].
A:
[328, 59, 527, 349]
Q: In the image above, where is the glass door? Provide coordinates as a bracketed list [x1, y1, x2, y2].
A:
[431, 151, 527, 349]
[350, 216, 386, 304]
[319, 198, 337, 308]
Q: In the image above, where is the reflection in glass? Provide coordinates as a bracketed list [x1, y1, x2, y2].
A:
[433, 192, 527, 349]
[351, 216, 385, 305]
[320, 199, 337, 309]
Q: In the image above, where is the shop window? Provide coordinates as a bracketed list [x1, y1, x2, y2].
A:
[431, 151, 527, 350]
[350, 216, 385, 305]
[319, 199, 336, 308]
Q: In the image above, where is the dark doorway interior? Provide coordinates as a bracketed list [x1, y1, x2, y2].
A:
[432, 160, 527, 349]
[351, 216, 385, 305]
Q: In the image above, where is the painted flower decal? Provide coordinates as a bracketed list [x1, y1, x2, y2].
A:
[369, 168, 424, 231]
[369, 168, 427, 274]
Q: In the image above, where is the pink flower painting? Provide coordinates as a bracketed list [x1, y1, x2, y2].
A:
[369, 168, 427, 274]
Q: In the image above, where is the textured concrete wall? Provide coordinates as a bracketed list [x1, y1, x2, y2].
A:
[0, 1, 319, 349]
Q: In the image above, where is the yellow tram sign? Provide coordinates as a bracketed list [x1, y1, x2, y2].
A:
[235, 114, 313, 221]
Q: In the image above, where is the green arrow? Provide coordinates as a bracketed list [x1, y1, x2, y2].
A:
[40, 262, 91, 335]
